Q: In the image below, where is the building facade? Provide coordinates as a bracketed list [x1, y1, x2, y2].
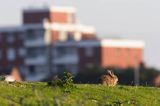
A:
[0, 6, 96, 81]
[0, 5, 145, 81]
[54, 39, 144, 74]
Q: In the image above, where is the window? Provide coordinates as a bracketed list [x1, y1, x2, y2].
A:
[34, 29, 44, 36]
[57, 64, 66, 74]
[67, 47, 77, 54]
[27, 29, 35, 40]
[18, 32, 26, 40]
[19, 48, 26, 57]
[7, 48, 15, 61]
[7, 34, 15, 43]
[56, 47, 66, 57]
[66, 64, 78, 75]
[85, 47, 94, 57]
[29, 65, 36, 75]
[68, 32, 74, 41]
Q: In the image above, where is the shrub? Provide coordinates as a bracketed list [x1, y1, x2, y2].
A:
[48, 72, 75, 90]
[63, 72, 74, 88]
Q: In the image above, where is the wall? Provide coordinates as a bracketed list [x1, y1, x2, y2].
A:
[0, 32, 25, 67]
[100, 47, 143, 69]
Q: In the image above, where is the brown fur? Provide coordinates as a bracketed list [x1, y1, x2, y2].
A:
[101, 70, 118, 86]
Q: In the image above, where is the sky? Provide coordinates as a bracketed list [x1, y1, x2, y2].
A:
[0, 0, 160, 69]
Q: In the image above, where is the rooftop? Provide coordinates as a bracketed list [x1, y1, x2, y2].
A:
[23, 6, 76, 13]
[55, 38, 145, 48]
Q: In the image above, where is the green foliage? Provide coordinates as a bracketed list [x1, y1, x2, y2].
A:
[48, 72, 75, 90]
[63, 72, 74, 88]
[139, 67, 160, 86]
[0, 76, 5, 81]
[0, 82, 159, 105]
[114, 68, 135, 85]
[75, 65, 160, 86]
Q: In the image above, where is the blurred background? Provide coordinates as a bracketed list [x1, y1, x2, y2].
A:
[0, 0, 160, 86]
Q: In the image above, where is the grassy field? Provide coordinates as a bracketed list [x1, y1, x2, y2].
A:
[0, 82, 159, 106]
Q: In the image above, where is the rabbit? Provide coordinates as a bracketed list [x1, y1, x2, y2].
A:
[100, 70, 118, 86]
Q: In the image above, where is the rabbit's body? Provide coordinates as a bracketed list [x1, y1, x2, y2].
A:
[101, 70, 118, 86]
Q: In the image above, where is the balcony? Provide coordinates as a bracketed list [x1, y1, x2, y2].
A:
[25, 56, 47, 65]
[24, 38, 45, 47]
[53, 54, 78, 64]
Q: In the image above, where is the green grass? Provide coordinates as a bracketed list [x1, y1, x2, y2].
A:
[0, 82, 159, 106]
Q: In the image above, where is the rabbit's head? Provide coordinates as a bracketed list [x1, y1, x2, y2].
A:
[101, 69, 118, 86]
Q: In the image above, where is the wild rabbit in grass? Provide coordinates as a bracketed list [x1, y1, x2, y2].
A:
[101, 70, 118, 86]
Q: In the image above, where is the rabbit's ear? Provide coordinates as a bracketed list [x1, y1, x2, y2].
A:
[111, 71, 114, 75]
[107, 70, 111, 72]
[107, 70, 112, 74]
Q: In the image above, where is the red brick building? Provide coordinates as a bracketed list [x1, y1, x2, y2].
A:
[23, 7, 76, 24]
[0, 6, 97, 81]
[78, 39, 144, 70]
[0, 28, 26, 68]
[23, 6, 96, 42]
[54, 39, 144, 74]
[0, 5, 145, 81]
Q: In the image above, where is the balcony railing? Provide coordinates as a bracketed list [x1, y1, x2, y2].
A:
[53, 54, 78, 64]
[24, 38, 45, 47]
[25, 56, 47, 65]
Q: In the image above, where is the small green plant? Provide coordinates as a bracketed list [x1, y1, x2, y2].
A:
[62, 72, 75, 93]
[63, 72, 74, 88]
[48, 72, 75, 90]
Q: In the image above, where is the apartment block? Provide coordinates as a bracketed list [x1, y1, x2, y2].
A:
[0, 5, 145, 81]
[54, 39, 145, 74]
[0, 6, 96, 81]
